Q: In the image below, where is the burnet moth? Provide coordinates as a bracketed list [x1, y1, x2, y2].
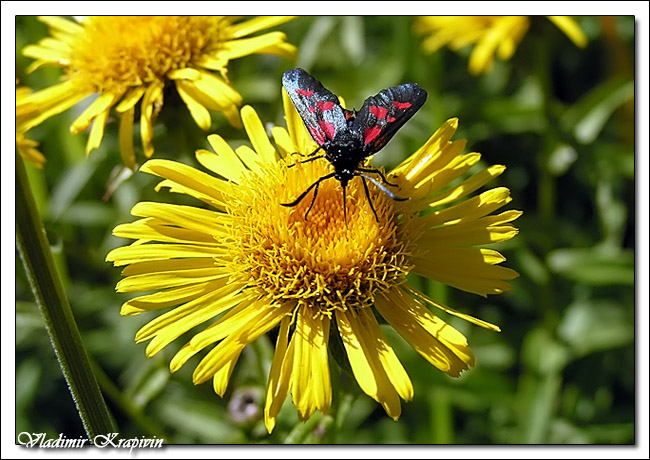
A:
[281, 68, 427, 223]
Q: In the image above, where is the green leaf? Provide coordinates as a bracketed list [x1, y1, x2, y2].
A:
[296, 17, 336, 70]
[547, 247, 634, 286]
[521, 328, 570, 375]
[557, 298, 633, 357]
[47, 148, 107, 221]
[340, 16, 365, 65]
[560, 77, 634, 144]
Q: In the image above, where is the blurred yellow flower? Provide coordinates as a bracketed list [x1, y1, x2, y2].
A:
[16, 16, 296, 168]
[107, 91, 520, 433]
[415, 16, 587, 75]
[16, 131, 46, 169]
[16, 85, 45, 168]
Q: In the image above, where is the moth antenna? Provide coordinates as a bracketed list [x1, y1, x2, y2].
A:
[356, 167, 399, 187]
[359, 173, 409, 202]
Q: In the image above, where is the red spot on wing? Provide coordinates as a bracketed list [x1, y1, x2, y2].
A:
[369, 105, 388, 119]
[393, 101, 412, 109]
[296, 89, 314, 97]
[364, 126, 382, 145]
[318, 120, 336, 139]
[317, 101, 335, 111]
[308, 106, 316, 112]
[386, 116, 396, 122]
[309, 127, 326, 145]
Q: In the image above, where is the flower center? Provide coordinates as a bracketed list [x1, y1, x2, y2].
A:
[226, 159, 413, 316]
[69, 16, 223, 93]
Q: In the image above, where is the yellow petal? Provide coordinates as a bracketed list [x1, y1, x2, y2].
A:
[424, 164, 506, 209]
[85, 107, 109, 155]
[271, 126, 295, 157]
[167, 301, 252, 373]
[235, 145, 263, 173]
[121, 280, 227, 315]
[419, 210, 522, 247]
[189, 296, 267, 351]
[282, 88, 319, 154]
[140, 81, 164, 158]
[16, 81, 90, 133]
[419, 187, 512, 228]
[135, 280, 236, 343]
[358, 308, 413, 401]
[394, 118, 458, 180]
[336, 310, 402, 420]
[113, 218, 222, 246]
[138, 284, 243, 356]
[265, 315, 292, 434]
[403, 284, 501, 332]
[176, 81, 212, 131]
[71, 90, 122, 134]
[178, 69, 243, 107]
[192, 301, 291, 384]
[128, 201, 229, 236]
[375, 289, 474, 377]
[412, 247, 519, 297]
[115, 265, 228, 294]
[108, 243, 224, 268]
[167, 67, 201, 81]
[115, 86, 146, 113]
[119, 105, 136, 170]
[197, 134, 247, 183]
[119, 257, 221, 276]
[411, 152, 481, 201]
[406, 140, 467, 193]
[22, 41, 70, 67]
[241, 105, 277, 165]
[212, 347, 244, 396]
[548, 16, 588, 48]
[140, 159, 230, 209]
[38, 15, 84, 36]
[225, 16, 296, 39]
[221, 31, 297, 61]
[16, 133, 46, 169]
[290, 306, 331, 420]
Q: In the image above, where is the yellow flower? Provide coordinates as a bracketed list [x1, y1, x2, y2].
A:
[16, 16, 296, 168]
[106, 91, 520, 433]
[16, 86, 46, 168]
[16, 131, 46, 169]
[415, 16, 587, 75]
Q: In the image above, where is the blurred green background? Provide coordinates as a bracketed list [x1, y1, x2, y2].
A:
[15, 16, 635, 444]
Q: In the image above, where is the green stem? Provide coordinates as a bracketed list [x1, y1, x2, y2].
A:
[283, 412, 324, 444]
[430, 387, 454, 443]
[15, 151, 117, 438]
[532, 34, 559, 329]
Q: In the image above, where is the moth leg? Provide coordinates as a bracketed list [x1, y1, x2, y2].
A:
[297, 154, 327, 165]
[360, 175, 380, 222]
[342, 184, 348, 227]
[280, 172, 336, 221]
[287, 147, 325, 168]
[356, 167, 399, 187]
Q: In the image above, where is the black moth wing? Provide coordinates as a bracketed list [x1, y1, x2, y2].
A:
[282, 68, 348, 148]
[353, 83, 428, 155]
